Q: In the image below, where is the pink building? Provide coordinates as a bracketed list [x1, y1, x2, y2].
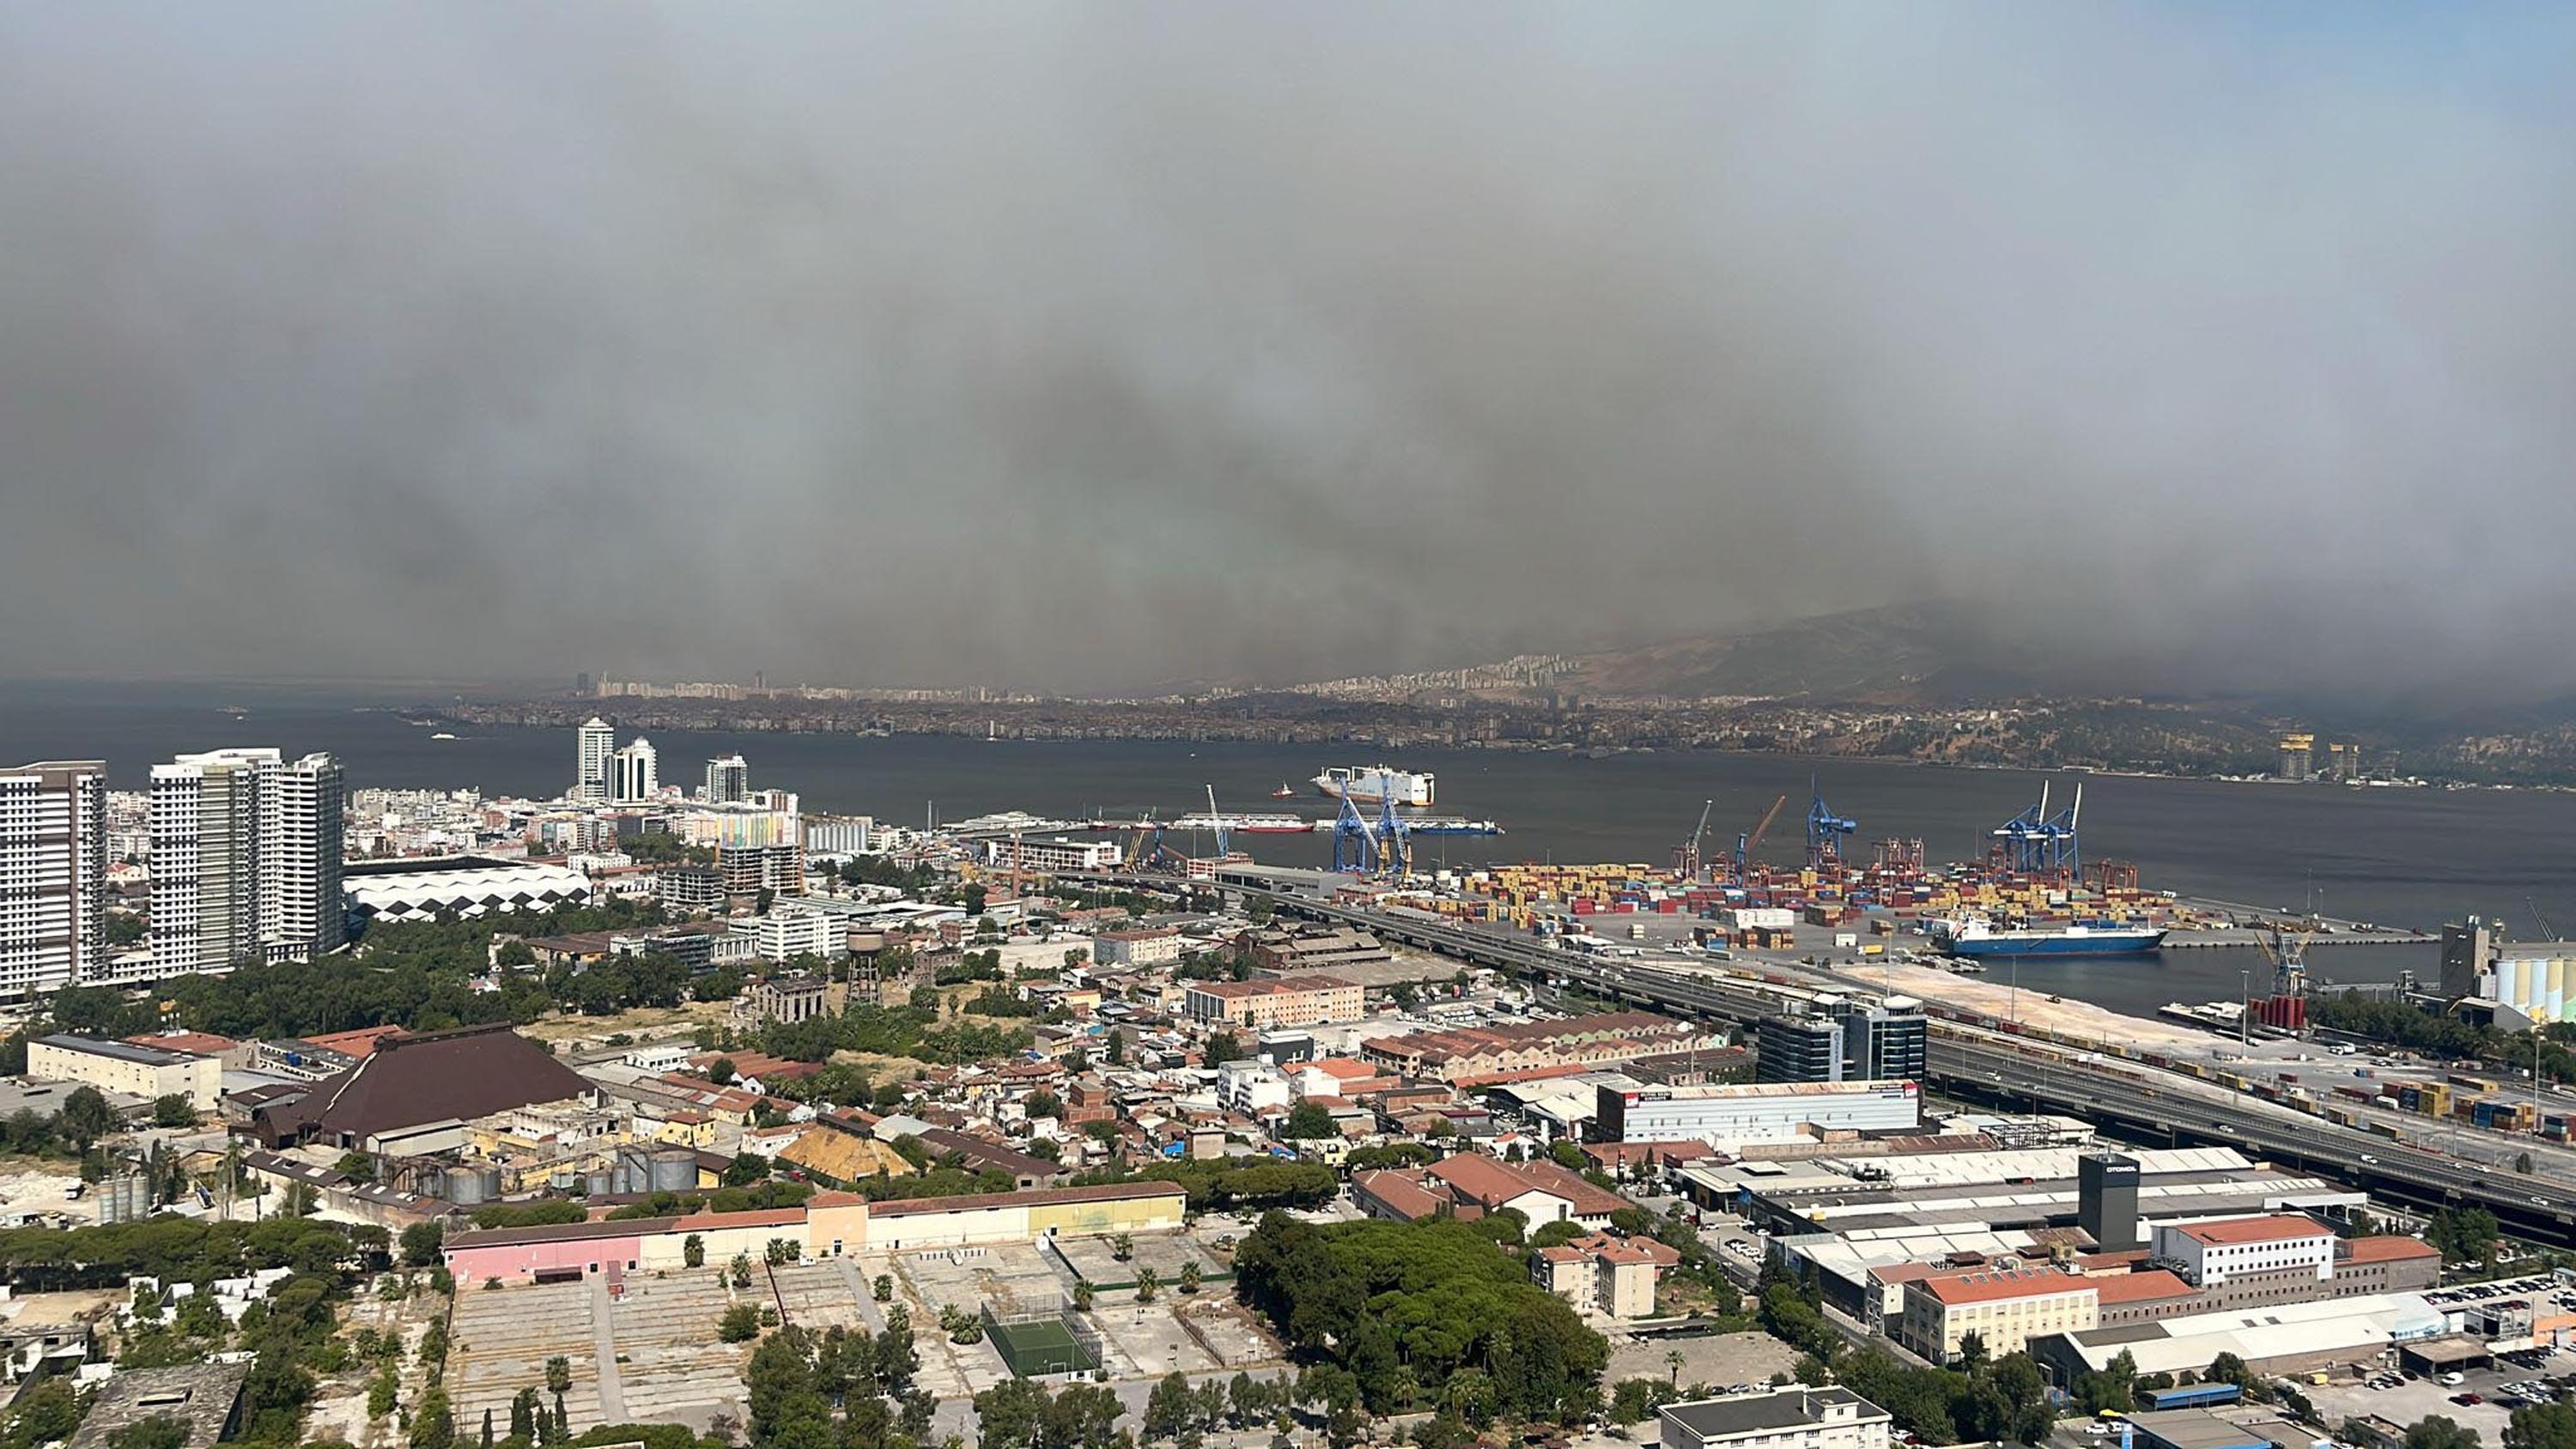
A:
[441, 1216, 671, 1286]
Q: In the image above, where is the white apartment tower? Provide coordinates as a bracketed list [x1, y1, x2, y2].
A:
[149, 748, 347, 975]
[0, 761, 107, 1000]
[576, 718, 615, 804]
[610, 738, 659, 803]
[705, 755, 750, 804]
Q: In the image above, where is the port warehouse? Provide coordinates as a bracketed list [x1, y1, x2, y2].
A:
[442, 1179, 1185, 1284]
[1598, 1080, 1921, 1143]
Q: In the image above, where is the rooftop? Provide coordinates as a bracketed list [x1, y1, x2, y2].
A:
[1917, 1265, 2093, 1306]
[36, 1034, 196, 1067]
[1662, 1388, 1885, 1442]
[868, 1179, 1184, 1219]
[2173, 1215, 2330, 1246]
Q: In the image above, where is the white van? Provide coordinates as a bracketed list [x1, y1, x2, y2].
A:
[2440, 1372, 2466, 1387]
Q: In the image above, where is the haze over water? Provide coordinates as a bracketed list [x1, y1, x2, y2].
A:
[14, 682, 2576, 1018]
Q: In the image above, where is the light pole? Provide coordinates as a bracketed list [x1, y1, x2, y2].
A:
[2239, 967, 2252, 1050]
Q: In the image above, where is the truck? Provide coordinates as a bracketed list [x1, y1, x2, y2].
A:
[2140, 1384, 2242, 1411]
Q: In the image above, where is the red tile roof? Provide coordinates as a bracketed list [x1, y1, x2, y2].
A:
[2175, 1215, 2330, 1246]
[1918, 1267, 2092, 1306]
[2341, 1235, 2441, 1264]
[2091, 1269, 2194, 1304]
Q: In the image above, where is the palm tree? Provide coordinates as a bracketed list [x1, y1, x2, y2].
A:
[1667, 1349, 1686, 1386]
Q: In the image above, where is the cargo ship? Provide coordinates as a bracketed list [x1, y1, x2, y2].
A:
[1929, 915, 2166, 959]
[1312, 766, 1436, 809]
[1172, 812, 1315, 834]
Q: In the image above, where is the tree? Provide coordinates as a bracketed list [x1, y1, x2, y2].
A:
[1025, 1089, 1064, 1120]
[1111, 1233, 1134, 1262]
[872, 1273, 893, 1302]
[150, 1095, 197, 1129]
[1106, 1028, 1127, 1065]
[401, 1219, 447, 1268]
[975, 1378, 1049, 1449]
[1134, 1266, 1160, 1303]
[1205, 1031, 1244, 1065]
[1958, 1331, 1990, 1375]
[719, 1304, 762, 1342]
[1145, 1373, 1194, 1445]
[410, 1386, 457, 1449]
[2207, 1352, 2251, 1388]
[2406, 1416, 2482, 1449]
[108, 1418, 190, 1449]
[684, 1234, 706, 1269]
[1280, 1102, 1336, 1140]
[60, 1085, 119, 1150]
[1667, 1349, 1687, 1386]
[1179, 1261, 1202, 1295]
[2506, 1403, 2576, 1449]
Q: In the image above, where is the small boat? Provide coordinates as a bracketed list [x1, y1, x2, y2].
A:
[429, 732, 457, 741]
[1270, 782, 1297, 798]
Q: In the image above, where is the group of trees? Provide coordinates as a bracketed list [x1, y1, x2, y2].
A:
[744, 1314, 933, 1449]
[1232, 1213, 1607, 1426]
[2425, 1206, 2503, 1264]
[755, 1001, 1033, 1069]
[1759, 1264, 2052, 1445]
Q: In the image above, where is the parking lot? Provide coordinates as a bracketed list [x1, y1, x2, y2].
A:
[2306, 1338, 2576, 1446]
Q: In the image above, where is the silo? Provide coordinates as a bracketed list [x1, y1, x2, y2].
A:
[447, 1166, 489, 1208]
[2549, 957, 2569, 1022]
[584, 1168, 615, 1197]
[650, 1149, 698, 1193]
[2500, 958, 2525, 1014]
[549, 1169, 578, 1192]
[477, 1165, 502, 1202]
[617, 1147, 653, 1197]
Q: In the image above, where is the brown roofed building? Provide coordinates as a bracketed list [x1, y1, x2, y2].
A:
[252, 1023, 592, 1150]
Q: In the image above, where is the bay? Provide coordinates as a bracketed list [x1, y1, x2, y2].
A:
[11, 681, 2576, 1019]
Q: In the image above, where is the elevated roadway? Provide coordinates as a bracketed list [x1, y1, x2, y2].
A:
[1261, 893, 2576, 1247]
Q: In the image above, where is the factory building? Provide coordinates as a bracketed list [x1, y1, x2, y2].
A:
[29, 1034, 223, 1109]
[2154, 1215, 2333, 1287]
[1595, 1079, 1920, 1145]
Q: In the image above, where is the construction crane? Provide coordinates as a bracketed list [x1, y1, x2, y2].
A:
[1734, 794, 1788, 882]
[1674, 799, 1715, 881]
[1206, 785, 1233, 858]
[2255, 912, 2318, 1006]
[1805, 779, 1856, 871]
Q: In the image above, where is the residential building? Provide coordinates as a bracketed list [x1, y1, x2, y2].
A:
[738, 910, 842, 962]
[1362, 1011, 1724, 1084]
[705, 755, 750, 805]
[66, 1362, 249, 1449]
[655, 865, 726, 913]
[1595, 1079, 1920, 1144]
[0, 761, 106, 999]
[1183, 974, 1362, 1031]
[803, 815, 872, 855]
[148, 749, 344, 970]
[609, 739, 659, 803]
[576, 718, 615, 804]
[981, 837, 1121, 875]
[1659, 1388, 1892, 1449]
[2154, 1215, 2335, 1288]
[29, 1034, 222, 1108]
[1530, 1233, 1681, 1319]
[1093, 928, 1187, 968]
[1756, 1014, 1844, 1083]
[718, 842, 806, 899]
[1366, 1153, 1633, 1228]
[1217, 1059, 1293, 1116]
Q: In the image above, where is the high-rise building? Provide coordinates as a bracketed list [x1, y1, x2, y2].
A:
[151, 750, 270, 974]
[1755, 1014, 1844, 1084]
[2076, 1151, 2142, 1252]
[150, 748, 347, 974]
[610, 738, 659, 803]
[705, 755, 750, 805]
[1831, 996, 1929, 1082]
[0, 761, 107, 1000]
[576, 718, 615, 804]
[270, 753, 347, 961]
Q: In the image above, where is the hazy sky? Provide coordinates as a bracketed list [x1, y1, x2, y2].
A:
[4, 4, 2573, 697]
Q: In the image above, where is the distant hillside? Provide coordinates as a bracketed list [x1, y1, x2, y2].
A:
[1543, 601, 2044, 701]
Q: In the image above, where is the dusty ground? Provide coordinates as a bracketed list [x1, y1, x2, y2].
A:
[1834, 955, 2211, 1049]
[0, 1163, 94, 1226]
[1605, 1329, 1799, 1393]
[518, 1001, 736, 1050]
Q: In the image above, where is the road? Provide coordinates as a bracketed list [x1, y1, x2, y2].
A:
[1262, 894, 2576, 1247]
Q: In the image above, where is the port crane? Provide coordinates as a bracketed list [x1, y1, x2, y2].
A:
[1992, 782, 2083, 876]
[1733, 794, 1788, 883]
[2255, 912, 2318, 1010]
[1331, 791, 1411, 878]
[1805, 779, 1856, 871]
[1674, 799, 1715, 882]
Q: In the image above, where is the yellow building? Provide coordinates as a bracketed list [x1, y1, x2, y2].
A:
[28, 1034, 222, 1109]
[862, 1180, 1187, 1252]
[1898, 1267, 2097, 1361]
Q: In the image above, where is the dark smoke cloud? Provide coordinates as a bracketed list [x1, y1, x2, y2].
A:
[3, 4, 2572, 698]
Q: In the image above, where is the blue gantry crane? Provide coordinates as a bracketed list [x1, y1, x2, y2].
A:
[1332, 791, 1411, 877]
[1990, 780, 2081, 875]
[1805, 778, 1856, 870]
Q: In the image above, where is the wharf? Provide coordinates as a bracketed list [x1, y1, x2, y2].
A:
[2160, 929, 2436, 949]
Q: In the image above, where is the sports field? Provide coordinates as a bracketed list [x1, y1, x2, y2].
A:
[989, 1316, 1098, 1377]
